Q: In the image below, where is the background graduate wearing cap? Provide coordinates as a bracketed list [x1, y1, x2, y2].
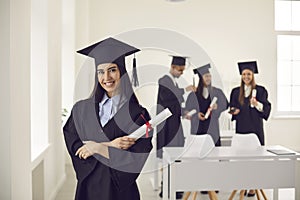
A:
[185, 64, 228, 147]
[63, 37, 153, 200]
[156, 56, 195, 157]
[229, 61, 271, 197]
[156, 55, 195, 198]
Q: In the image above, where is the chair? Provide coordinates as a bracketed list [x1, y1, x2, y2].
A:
[184, 134, 215, 159]
[228, 133, 268, 200]
[183, 134, 218, 200]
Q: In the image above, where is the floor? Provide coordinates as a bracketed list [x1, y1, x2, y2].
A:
[55, 165, 295, 200]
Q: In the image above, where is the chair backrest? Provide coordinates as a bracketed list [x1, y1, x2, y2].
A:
[184, 134, 215, 158]
[231, 133, 261, 150]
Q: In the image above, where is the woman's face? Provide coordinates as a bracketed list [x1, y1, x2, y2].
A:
[202, 73, 211, 86]
[97, 63, 121, 97]
[241, 69, 253, 86]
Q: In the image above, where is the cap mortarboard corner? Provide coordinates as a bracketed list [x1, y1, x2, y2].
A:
[193, 63, 211, 77]
[77, 37, 140, 86]
[170, 55, 188, 66]
[238, 61, 258, 75]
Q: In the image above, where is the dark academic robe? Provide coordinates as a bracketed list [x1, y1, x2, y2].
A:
[63, 97, 153, 200]
[156, 75, 185, 158]
[229, 85, 271, 145]
[185, 87, 228, 146]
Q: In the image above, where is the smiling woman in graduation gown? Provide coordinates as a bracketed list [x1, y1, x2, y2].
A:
[63, 38, 153, 200]
[229, 61, 271, 145]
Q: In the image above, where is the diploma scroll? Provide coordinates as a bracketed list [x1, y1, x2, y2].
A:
[128, 108, 172, 139]
[186, 109, 197, 117]
[251, 89, 257, 108]
[204, 97, 218, 119]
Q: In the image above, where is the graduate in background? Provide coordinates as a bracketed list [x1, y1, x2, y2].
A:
[229, 61, 271, 197]
[185, 64, 228, 147]
[63, 37, 153, 200]
[156, 56, 195, 157]
[156, 56, 195, 198]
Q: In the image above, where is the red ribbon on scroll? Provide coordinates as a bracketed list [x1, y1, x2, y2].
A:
[140, 114, 152, 138]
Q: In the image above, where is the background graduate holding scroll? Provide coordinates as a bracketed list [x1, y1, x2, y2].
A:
[185, 64, 228, 146]
[156, 55, 195, 198]
[156, 56, 195, 158]
[229, 61, 271, 146]
[63, 37, 153, 200]
[229, 61, 271, 197]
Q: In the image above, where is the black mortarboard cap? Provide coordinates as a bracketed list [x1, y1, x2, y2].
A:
[170, 55, 187, 66]
[238, 61, 258, 75]
[193, 63, 211, 77]
[77, 37, 140, 66]
[77, 37, 140, 86]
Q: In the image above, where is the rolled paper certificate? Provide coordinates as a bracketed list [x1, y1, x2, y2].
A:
[128, 108, 173, 139]
[251, 89, 257, 108]
[186, 109, 197, 117]
[204, 97, 218, 119]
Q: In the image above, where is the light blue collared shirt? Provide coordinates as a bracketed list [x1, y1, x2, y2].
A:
[99, 93, 126, 126]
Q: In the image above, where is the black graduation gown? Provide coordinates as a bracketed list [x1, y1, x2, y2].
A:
[63, 97, 153, 200]
[229, 85, 271, 145]
[156, 75, 185, 158]
[185, 87, 228, 146]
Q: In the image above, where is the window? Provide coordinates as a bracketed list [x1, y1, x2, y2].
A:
[275, 0, 300, 114]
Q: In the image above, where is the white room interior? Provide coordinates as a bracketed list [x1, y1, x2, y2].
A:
[1, 0, 299, 199]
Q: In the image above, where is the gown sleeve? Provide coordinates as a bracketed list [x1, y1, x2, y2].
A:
[63, 110, 98, 182]
[229, 87, 240, 121]
[257, 86, 271, 120]
[211, 88, 229, 119]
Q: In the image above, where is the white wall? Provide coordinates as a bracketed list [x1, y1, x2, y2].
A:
[10, 0, 32, 198]
[74, 0, 300, 151]
[1, 0, 65, 199]
[45, 0, 66, 199]
[0, 0, 11, 199]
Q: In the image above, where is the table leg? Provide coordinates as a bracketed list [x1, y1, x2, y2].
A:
[255, 190, 261, 200]
[208, 191, 218, 200]
[239, 190, 245, 200]
[183, 192, 191, 200]
[192, 192, 197, 200]
[260, 189, 268, 200]
[229, 190, 237, 200]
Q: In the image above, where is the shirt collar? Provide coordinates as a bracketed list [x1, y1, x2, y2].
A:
[100, 93, 122, 106]
[99, 93, 110, 106]
[167, 72, 177, 85]
[244, 85, 252, 97]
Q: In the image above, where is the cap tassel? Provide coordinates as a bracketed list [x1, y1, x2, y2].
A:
[132, 54, 139, 87]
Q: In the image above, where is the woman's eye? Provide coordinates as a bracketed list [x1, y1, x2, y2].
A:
[97, 70, 105, 75]
[109, 68, 117, 73]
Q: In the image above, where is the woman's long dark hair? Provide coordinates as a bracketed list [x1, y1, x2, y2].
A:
[195, 74, 211, 99]
[90, 56, 139, 105]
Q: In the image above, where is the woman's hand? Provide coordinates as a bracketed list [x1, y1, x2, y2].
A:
[185, 85, 197, 92]
[109, 136, 135, 150]
[198, 112, 206, 121]
[250, 97, 258, 107]
[212, 103, 218, 110]
[183, 110, 192, 120]
[75, 136, 136, 160]
[75, 141, 100, 159]
[229, 107, 240, 115]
